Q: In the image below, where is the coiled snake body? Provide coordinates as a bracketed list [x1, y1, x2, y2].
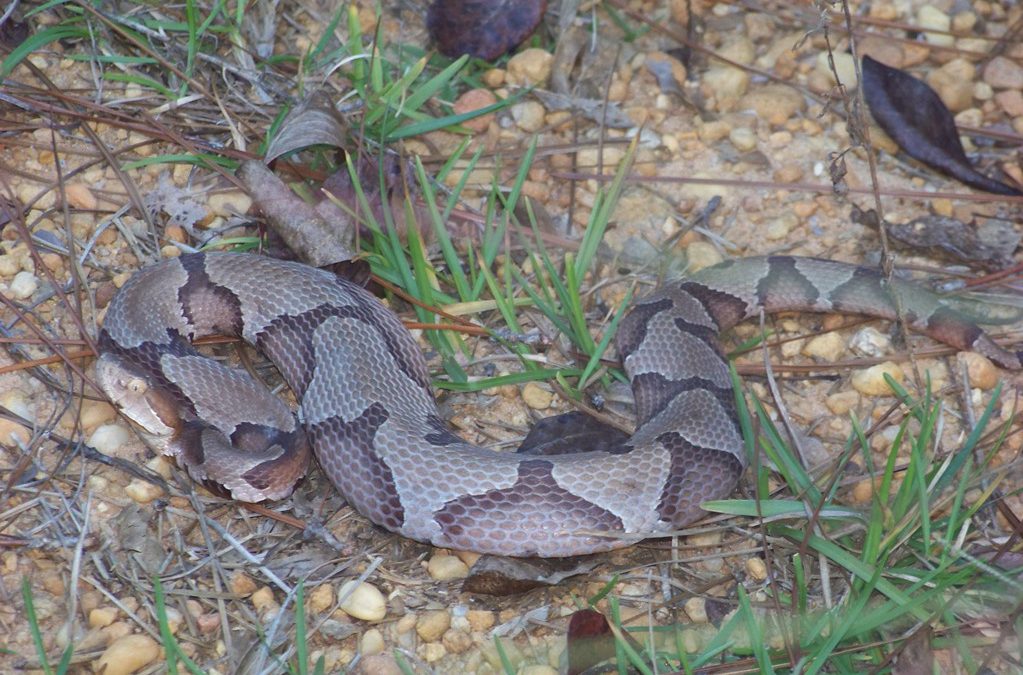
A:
[97, 253, 1019, 557]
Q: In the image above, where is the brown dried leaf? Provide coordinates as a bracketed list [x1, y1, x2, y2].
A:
[264, 91, 346, 164]
[862, 55, 1022, 196]
[427, 0, 547, 61]
[237, 160, 354, 266]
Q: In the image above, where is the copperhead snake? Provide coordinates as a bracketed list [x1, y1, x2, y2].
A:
[96, 252, 1019, 557]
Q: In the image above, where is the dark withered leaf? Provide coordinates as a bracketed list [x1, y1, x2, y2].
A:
[0, 17, 29, 49]
[264, 91, 346, 164]
[566, 609, 616, 675]
[851, 205, 1019, 270]
[517, 411, 629, 456]
[893, 626, 934, 675]
[427, 0, 547, 61]
[862, 55, 1022, 196]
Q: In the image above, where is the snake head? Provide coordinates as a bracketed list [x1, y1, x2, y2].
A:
[95, 353, 182, 456]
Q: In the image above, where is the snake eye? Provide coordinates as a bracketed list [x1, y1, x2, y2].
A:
[127, 378, 148, 394]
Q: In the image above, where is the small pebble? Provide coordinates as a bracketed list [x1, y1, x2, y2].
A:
[506, 48, 554, 86]
[441, 627, 473, 654]
[728, 127, 757, 152]
[124, 479, 164, 504]
[917, 5, 953, 48]
[984, 56, 1023, 90]
[521, 382, 554, 410]
[685, 241, 723, 272]
[466, 609, 495, 632]
[849, 327, 891, 358]
[765, 213, 798, 240]
[207, 190, 252, 217]
[773, 164, 804, 184]
[802, 332, 845, 361]
[65, 183, 98, 210]
[453, 88, 497, 133]
[250, 586, 276, 613]
[994, 90, 1023, 117]
[9, 271, 38, 299]
[926, 59, 976, 113]
[511, 101, 546, 133]
[958, 352, 999, 390]
[815, 52, 857, 89]
[79, 400, 116, 432]
[427, 553, 470, 580]
[356, 653, 403, 675]
[851, 362, 903, 396]
[415, 609, 452, 642]
[420, 642, 446, 662]
[360, 628, 385, 656]
[87, 423, 131, 454]
[89, 607, 118, 629]
[739, 84, 805, 126]
[684, 597, 708, 623]
[338, 580, 386, 621]
[93, 634, 161, 675]
[745, 557, 768, 581]
[825, 391, 860, 416]
[519, 667, 559, 675]
[307, 583, 334, 614]
[230, 571, 257, 596]
[702, 66, 750, 109]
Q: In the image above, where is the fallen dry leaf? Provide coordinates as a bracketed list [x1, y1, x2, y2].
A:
[862, 55, 1022, 196]
[427, 0, 547, 60]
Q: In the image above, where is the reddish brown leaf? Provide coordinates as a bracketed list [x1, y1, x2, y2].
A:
[862, 55, 1021, 196]
[427, 0, 547, 61]
[567, 609, 615, 675]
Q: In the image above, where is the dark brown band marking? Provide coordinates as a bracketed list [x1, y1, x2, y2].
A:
[654, 431, 744, 525]
[308, 401, 405, 531]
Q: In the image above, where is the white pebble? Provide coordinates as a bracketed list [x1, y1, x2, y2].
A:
[360, 628, 385, 656]
[87, 423, 131, 453]
[849, 327, 891, 358]
[9, 271, 38, 299]
[728, 127, 757, 152]
[338, 580, 386, 621]
[917, 5, 954, 47]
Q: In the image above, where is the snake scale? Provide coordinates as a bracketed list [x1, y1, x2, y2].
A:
[96, 252, 1020, 557]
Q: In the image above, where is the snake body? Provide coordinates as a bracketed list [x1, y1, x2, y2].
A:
[96, 253, 1018, 557]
